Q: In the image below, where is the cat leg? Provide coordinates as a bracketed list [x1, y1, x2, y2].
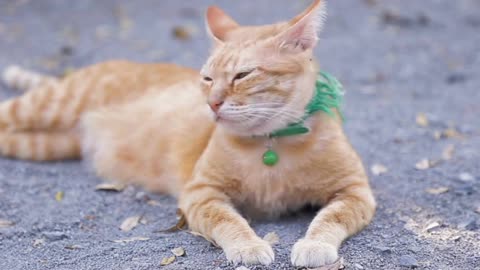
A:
[2, 65, 58, 92]
[291, 181, 376, 268]
[0, 131, 81, 161]
[179, 180, 275, 266]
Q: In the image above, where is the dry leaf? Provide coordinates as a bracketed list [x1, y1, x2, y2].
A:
[171, 247, 185, 257]
[65, 245, 82, 250]
[263, 232, 280, 245]
[451, 235, 461, 242]
[425, 222, 441, 232]
[371, 164, 388, 176]
[416, 113, 429, 127]
[160, 256, 176, 266]
[120, 216, 141, 232]
[443, 127, 462, 139]
[112, 236, 150, 243]
[426, 187, 449, 195]
[442, 144, 455, 160]
[172, 26, 193, 40]
[157, 209, 187, 233]
[415, 159, 431, 170]
[95, 182, 125, 192]
[55, 191, 64, 201]
[433, 128, 463, 140]
[147, 200, 160, 206]
[84, 215, 96, 221]
[311, 257, 345, 270]
[0, 219, 14, 228]
[156, 218, 186, 233]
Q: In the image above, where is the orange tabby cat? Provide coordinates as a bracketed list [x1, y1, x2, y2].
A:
[0, 0, 375, 267]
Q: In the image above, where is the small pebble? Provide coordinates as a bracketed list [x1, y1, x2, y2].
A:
[446, 73, 467, 84]
[454, 185, 475, 196]
[354, 263, 364, 269]
[451, 235, 461, 242]
[43, 231, 68, 241]
[458, 173, 475, 182]
[457, 218, 478, 231]
[376, 246, 392, 254]
[415, 159, 431, 170]
[408, 246, 421, 254]
[60, 45, 74, 56]
[33, 238, 45, 247]
[398, 255, 419, 268]
[135, 191, 149, 201]
[371, 164, 388, 176]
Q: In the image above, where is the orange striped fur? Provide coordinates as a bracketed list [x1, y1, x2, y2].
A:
[1, 1, 375, 267]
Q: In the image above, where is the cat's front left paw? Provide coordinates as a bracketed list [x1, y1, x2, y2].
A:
[291, 239, 338, 268]
[224, 238, 275, 266]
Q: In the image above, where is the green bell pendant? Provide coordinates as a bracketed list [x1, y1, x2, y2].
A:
[263, 149, 279, 166]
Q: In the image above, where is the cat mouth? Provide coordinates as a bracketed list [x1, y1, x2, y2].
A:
[215, 107, 283, 134]
[216, 113, 265, 129]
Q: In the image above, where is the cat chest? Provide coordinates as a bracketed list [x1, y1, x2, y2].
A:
[212, 134, 328, 216]
[230, 165, 315, 216]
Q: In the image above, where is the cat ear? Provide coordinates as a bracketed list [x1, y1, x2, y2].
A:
[205, 6, 240, 45]
[273, 0, 326, 53]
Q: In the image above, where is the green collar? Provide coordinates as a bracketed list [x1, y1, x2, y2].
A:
[267, 71, 344, 138]
[262, 71, 344, 166]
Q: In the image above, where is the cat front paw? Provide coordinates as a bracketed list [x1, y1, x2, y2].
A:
[224, 238, 275, 266]
[291, 239, 338, 268]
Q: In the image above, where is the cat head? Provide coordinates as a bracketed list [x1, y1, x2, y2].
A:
[200, 0, 326, 137]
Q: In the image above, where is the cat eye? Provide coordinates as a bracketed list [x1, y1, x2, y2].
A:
[233, 70, 254, 82]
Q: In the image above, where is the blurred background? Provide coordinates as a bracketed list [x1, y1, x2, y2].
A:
[0, 0, 479, 269]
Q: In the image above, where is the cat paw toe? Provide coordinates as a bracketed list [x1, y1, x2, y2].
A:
[291, 239, 338, 268]
[225, 238, 275, 266]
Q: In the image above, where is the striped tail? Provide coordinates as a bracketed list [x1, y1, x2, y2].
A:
[0, 131, 81, 161]
[2, 65, 57, 92]
[0, 72, 92, 131]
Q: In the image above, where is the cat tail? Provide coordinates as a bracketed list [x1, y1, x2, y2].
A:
[0, 72, 92, 131]
[2, 65, 58, 92]
[0, 131, 81, 161]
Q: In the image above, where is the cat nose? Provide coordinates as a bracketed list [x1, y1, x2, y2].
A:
[208, 100, 224, 113]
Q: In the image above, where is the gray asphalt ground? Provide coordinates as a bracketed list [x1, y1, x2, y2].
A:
[0, 0, 479, 269]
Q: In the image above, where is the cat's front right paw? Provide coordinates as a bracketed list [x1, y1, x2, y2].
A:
[291, 238, 338, 268]
[224, 238, 275, 266]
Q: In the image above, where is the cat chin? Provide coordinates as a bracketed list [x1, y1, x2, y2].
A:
[219, 119, 287, 138]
